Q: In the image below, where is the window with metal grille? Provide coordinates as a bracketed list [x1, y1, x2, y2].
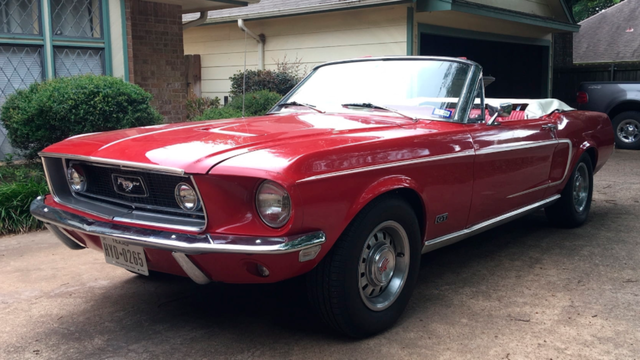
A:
[0, 45, 43, 104]
[54, 47, 103, 77]
[51, 0, 101, 39]
[0, 0, 41, 35]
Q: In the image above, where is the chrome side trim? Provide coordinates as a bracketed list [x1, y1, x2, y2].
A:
[297, 150, 475, 183]
[422, 195, 561, 254]
[39, 153, 185, 175]
[506, 139, 573, 199]
[172, 252, 211, 284]
[475, 139, 558, 155]
[31, 197, 326, 255]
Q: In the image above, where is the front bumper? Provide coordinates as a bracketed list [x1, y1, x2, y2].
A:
[31, 196, 326, 284]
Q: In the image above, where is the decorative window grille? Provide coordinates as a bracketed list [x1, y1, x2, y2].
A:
[0, 45, 43, 103]
[0, 0, 40, 35]
[51, 0, 101, 38]
[54, 47, 103, 77]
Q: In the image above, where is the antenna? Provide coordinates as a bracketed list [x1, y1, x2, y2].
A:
[242, 25, 247, 118]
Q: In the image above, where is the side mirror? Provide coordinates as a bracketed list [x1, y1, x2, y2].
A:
[487, 103, 513, 126]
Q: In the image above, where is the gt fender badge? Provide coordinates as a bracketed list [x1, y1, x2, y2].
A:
[435, 213, 448, 224]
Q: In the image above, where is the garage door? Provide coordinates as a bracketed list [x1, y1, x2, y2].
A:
[420, 33, 550, 99]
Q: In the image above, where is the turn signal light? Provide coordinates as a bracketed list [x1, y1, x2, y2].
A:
[577, 91, 589, 104]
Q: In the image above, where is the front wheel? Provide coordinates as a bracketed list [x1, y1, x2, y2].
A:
[612, 111, 640, 150]
[545, 153, 594, 228]
[307, 196, 421, 338]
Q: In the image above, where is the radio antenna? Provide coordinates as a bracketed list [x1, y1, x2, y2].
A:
[242, 26, 247, 118]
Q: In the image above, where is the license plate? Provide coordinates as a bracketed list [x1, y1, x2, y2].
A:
[100, 236, 149, 276]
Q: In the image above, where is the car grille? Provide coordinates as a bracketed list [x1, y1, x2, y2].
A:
[72, 162, 204, 217]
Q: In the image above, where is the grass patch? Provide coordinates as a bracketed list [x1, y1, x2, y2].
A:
[0, 162, 49, 236]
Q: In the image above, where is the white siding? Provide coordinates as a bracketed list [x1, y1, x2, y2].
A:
[108, 0, 126, 80]
[184, 5, 408, 99]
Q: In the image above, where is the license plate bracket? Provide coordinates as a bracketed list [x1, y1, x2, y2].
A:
[100, 236, 149, 276]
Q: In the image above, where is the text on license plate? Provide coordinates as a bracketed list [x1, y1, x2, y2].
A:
[100, 236, 149, 276]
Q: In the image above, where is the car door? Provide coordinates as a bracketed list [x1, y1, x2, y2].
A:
[466, 114, 558, 226]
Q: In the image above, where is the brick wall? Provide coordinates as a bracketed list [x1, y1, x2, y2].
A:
[553, 33, 574, 68]
[127, 0, 186, 123]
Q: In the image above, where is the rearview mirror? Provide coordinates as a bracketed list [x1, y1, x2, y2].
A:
[487, 102, 513, 126]
[498, 103, 513, 117]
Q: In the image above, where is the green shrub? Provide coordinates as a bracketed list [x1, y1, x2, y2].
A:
[0, 163, 48, 235]
[230, 69, 299, 97]
[195, 90, 282, 121]
[229, 56, 307, 97]
[186, 93, 221, 120]
[228, 90, 282, 117]
[195, 107, 243, 121]
[1, 75, 163, 159]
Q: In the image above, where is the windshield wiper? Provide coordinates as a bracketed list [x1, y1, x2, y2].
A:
[341, 103, 418, 122]
[277, 101, 325, 114]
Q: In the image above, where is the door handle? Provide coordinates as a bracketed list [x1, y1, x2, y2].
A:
[542, 124, 558, 131]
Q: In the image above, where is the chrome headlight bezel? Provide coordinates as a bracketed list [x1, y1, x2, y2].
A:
[255, 180, 292, 228]
[174, 182, 201, 212]
[66, 165, 87, 193]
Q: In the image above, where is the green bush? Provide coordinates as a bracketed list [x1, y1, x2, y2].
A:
[0, 75, 163, 159]
[228, 90, 282, 117]
[195, 107, 243, 121]
[194, 90, 282, 121]
[0, 163, 48, 235]
[186, 93, 221, 120]
[230, 69, 299, 97]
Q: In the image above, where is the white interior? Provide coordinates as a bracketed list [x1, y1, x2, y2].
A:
[485, 98, 575, 119]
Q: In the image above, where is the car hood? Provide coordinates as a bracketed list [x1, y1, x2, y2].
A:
[42, 112, 404, 174]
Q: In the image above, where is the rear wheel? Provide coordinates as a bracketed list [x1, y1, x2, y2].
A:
[612, 111, 640, 150]
[545, 153, 594, 228]
[307, 196, 421, 338]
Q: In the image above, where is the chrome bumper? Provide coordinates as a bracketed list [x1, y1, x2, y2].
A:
[30, 196, 326, 256]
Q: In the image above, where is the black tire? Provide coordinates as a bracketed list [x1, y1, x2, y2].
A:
[612, 111, 640, 150]
[307, 196, 421, 338]
[545, 153, 594, 228]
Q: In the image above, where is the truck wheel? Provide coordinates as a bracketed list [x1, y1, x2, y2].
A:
[545, 153, 593, 228]
[612, 111, 640, 150]
[307, 196, 421, 338]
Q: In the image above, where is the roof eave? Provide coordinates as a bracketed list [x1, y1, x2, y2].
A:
[450, 0, 580, 33]
[198, 0, 409, 25]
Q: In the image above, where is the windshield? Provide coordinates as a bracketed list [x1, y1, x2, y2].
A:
[273, 59, 474, 122]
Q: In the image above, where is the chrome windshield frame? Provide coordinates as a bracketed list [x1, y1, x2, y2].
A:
[269, 56, 484, 124]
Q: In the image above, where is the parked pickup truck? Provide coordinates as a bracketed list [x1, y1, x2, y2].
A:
[577, 82, 640, 150]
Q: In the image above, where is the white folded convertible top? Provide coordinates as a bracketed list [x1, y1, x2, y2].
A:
[485, 98, 575, 119]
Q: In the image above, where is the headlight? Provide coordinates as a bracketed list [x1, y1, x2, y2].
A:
[256, 180, 291, 228]
[175, 183, 200, 211]
[67, 165, 86, 192]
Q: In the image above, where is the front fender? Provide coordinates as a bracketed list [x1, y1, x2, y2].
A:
[350, 175, 425, 222]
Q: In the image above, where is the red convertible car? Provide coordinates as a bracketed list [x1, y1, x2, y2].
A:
[31, 57, 614, 337]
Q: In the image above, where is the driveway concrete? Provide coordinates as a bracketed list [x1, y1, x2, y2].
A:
[1, 150, 639, 360]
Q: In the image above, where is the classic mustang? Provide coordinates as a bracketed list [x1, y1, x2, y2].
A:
[31, 57, 614, 337]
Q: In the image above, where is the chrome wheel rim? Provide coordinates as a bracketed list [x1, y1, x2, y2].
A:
[617, 119, 640, 144]
[573, 163, 589, 213]
[358, 221, 410, 311]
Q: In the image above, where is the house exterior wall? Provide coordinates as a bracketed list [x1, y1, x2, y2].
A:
[183, 5, 408, 100]
[128, 0, 187, 123]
